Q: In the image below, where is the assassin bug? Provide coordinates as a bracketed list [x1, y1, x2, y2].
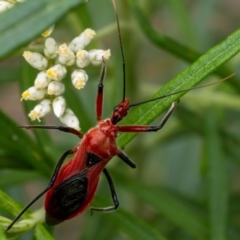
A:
[6, 0, 233, 232]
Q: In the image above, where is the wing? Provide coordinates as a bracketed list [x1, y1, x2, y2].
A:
[45, 170, 89, 225]
[44, 151, 104, 225]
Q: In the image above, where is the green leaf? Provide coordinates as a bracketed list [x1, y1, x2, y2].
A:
[0, 189, 28, 217]
[0, 170, 40, 188]
[204, 111, 228, 240]
[2, 209, 45, 236]
[95, 196, 168, 240]
[118, 26, 240, 148]
[0, 109, 53, 175]
[0, 225, 7, 240]
[0, 0, 84, 59]
[130, 2, 240, 90]
[35, 223, 54, 240]
[114, 173, 208, 240]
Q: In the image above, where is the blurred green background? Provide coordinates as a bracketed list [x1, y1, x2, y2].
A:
[1, 0, 240, 239]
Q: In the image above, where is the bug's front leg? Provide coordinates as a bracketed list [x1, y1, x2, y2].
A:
[91, 168, 119, 214]
[117, 101, 179, 133]
[19, 125, 83, 138]
[96, 60, 106, 121]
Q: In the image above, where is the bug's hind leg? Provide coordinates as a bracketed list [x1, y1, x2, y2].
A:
[6, 148, 77, 232]
[90, 168, 119, 214]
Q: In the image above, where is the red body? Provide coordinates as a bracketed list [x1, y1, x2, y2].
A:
[45, 109, 125, 224]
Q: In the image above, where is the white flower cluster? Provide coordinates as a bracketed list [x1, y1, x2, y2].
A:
[21, 28, 111, 130]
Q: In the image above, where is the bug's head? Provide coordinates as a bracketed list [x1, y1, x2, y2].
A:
[111, 98, 129, 124]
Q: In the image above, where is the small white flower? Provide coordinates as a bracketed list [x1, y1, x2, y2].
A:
[0, 2, 13, 13]
[41, 25, 55, 37]
[44, 38, 58, 59]
[23, 51, 48, 70]
[89, 49, 111, 65]
[47, 81, 65, 95]
[69, 28, 96, 53]
[28, 99, 51, 121]
[52, 96, 66, 117]
[60, 109, 80, 130]
[21, 87, 46, 101]
[76, 50, 90, 68]
[58, 44, 75, 66]
[34, 71, 50, 89]
[71, 69, 88, 89]
[46, 64, 66, 81]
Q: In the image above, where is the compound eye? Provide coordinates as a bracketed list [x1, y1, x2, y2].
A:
[113, 106, 118, 112]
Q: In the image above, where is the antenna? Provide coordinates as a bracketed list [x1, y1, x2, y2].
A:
[112, 0, 126, 102]
[129, 73, 235, 108]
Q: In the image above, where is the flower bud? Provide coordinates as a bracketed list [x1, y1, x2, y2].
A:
[69, 29, 96, 53]
[34, 71, 50, 89]
[58, 44, 75, 66]
[71, 70, 88, 89]
[46, 64, 66, 81]
[41, 25, 55, 37]
[23, 51, 48, 70]
[60, 109, 80, 130]
[76, 50, 90, 68]
[89, 49, 111, 65]
[28, 100, 51, 121]
[52, 96, 66, 117]
[47, 81, 65, 95]
[44, 38, 58, 58]
[21, 87, 46, 101]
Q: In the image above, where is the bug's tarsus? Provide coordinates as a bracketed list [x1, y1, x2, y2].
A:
[146, 100, 179, 132]
[19, 125, 83, 138]
[96, 58, 107, 121]
[90, 168, 119, 214]
[6, 148, 76, 232]
[112, 0, 126, 102]
[118, 151, 136, 168]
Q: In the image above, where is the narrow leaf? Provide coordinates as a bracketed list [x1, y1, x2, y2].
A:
[204, 111, 228, 240]
[130, 2, 240, 90]
[114, 174, 208, 240]
[0, 109, 53, 175]
[0, 225, 7, 240]
[0, 189, 28, 217]
[118, 26, 240, 148]
[0, 0, 84, 59]
[95, 196, 168, 240]
[35, 224, 54, 240]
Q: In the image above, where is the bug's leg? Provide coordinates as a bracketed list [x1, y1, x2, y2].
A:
[19, 125, 83, 138]
[96, 59, 106, 121]
[117, 101, 179, 133]
[118, 151, 136, 168]
[6, 147, 77, 232]
[91, 168, 119, 214]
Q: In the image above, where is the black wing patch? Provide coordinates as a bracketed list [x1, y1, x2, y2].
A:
[48, 170, 88, 220]
[86, 152, 101, 167]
